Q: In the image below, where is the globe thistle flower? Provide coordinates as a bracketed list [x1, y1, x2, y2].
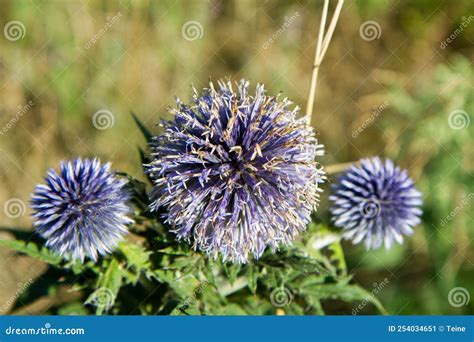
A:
[146, 80, 325, 263]
[31, 158, 133, 261]
[329, 157, 422, 249]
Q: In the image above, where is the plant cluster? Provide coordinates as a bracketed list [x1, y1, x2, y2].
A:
[1, 80, 423, 315]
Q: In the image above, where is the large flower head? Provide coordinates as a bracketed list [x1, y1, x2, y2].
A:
[31, 158, 133, 261]
[146, 79, 325, 263]
[329, 157, 422, 249]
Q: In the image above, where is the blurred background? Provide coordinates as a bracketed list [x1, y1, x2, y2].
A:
[0, 0, 472, 315]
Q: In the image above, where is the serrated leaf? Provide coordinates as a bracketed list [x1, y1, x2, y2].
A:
[304, 225, 345, 278]
[224, 263, 241, 285]
[157, 244, 191, 256]
[0, 239, 62, 265]
[299, 274, 327, 288]
[121, 267, 140, 285]
[86, 259, 124, 315]
[260, 268, 278, 289]
[67, 259, 100, 275]
[300, 283, 387, 314]
[167, 273, 201, 298]
[246, 264, 258, 294]
[328, 240, 347, 276]
[119, 242, 151, 272]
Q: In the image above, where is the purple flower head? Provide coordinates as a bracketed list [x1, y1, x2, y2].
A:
[31, 158, 133, 261]
[146, 80, 325, 263]
[329, 157, 422, 249]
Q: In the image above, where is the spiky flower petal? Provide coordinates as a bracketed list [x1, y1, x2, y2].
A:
[329, 157, 422, 249]
[146, 80, 325, 263]
[31, 158, 133, 261]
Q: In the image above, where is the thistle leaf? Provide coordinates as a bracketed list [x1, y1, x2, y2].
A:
[86, 259, 124, 315]
[0, 238, 62, 265]
[223, 263, 241, 285]
[119, 242, 151, 272]
[246, 264, 258, 294]
[300, 283, 388, 315]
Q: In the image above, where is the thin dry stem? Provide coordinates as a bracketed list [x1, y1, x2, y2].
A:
[305, 0, 344, 125]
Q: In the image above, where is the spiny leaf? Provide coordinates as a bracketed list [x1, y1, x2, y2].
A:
[300, 283, 388, 315]
[155, 271, 201, 298]
[86, 259, 124, 315]
[223, 263, 241, 285]
[67, 259, 101, 275]
[328, 239, 347, 276]
[119, 242, 151, 272]
[304, 224, 345, 278]
[246, 264, 258, 294]
[0, 239, 62, 265]
[157, 244, 191, 256]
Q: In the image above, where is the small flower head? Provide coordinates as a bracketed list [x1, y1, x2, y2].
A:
[329, 157, 422, 249]
[146, 79, 325, 263]
[31, 158, 133, 261]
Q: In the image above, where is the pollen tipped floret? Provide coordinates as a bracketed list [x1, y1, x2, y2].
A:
[329, 157, 422, 249]
[31, 158, 133, 261]
[146, 79, 325, 263]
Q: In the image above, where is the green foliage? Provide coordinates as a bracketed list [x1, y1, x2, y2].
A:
[0, 205, 387, 315]
[0, 239, 62, 266]
[119, 242, 152, 279]
[86, 259, 124, 315]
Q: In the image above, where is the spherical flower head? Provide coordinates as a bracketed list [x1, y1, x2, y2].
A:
[329, 157, 422, 249]
[31, 158, 133, 261]
[146, 79, 325, 263]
